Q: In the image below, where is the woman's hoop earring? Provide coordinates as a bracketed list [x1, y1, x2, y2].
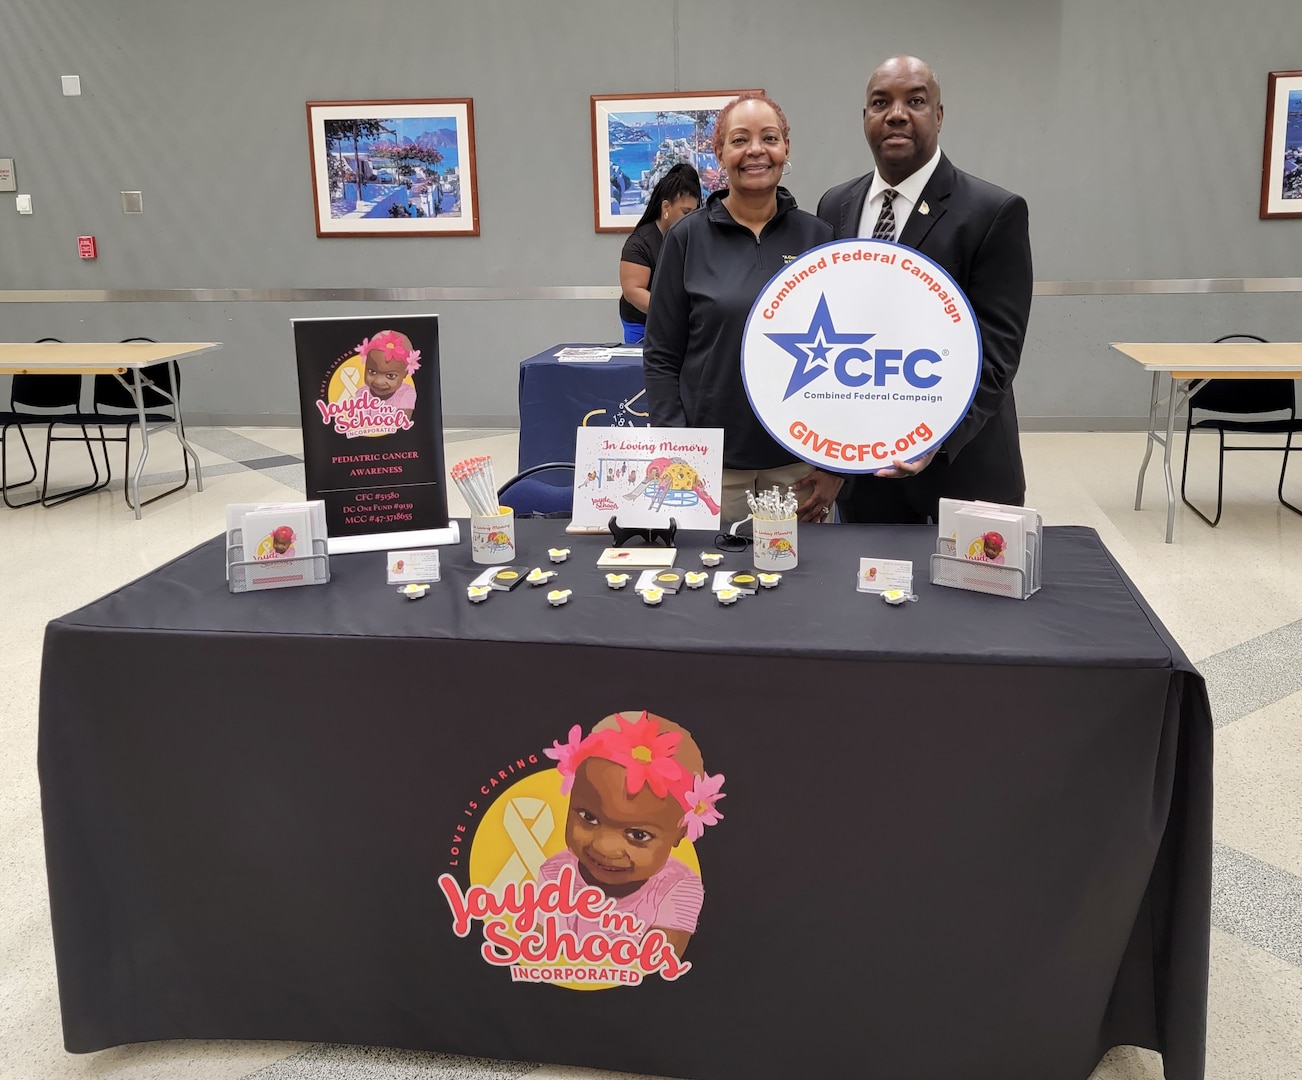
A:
[782, 160, 792, 175]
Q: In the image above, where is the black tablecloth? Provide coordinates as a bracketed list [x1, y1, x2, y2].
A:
[39, 522, 1211, 1080]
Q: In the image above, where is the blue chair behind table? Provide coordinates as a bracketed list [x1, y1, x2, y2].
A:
[89, 337, 190, 510]
[0, 338, 107, 509]
[1179, 333, 1302, 527]
[496, 462, 576, 518]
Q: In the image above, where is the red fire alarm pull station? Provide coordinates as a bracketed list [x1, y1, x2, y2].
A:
[77, 235, 97, 259]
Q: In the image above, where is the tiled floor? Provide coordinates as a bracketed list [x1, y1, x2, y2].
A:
[2, 426, 1300, 1080]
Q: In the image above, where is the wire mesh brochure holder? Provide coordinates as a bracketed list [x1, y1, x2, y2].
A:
[930, 513, 1042, 600]
[225, 527, 330, 594]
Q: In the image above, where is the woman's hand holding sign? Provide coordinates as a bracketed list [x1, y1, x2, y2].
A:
[873, 447, 939, 479]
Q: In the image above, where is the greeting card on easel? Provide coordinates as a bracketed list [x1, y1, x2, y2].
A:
[572, 426, 724, 530]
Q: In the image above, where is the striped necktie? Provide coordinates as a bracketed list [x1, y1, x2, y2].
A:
[872, 189, 897, 240]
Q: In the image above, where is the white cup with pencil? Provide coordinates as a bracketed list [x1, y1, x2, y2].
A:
[453, 457, 516, 565]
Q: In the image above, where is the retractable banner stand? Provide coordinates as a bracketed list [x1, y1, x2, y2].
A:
[293, 314, 458, 553]
[740, 239, 981, 473]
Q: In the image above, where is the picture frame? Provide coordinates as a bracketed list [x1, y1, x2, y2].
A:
[590, 89, 764, 233]
[1259, 71, 1302, 219]
[306, 99, 479, 237]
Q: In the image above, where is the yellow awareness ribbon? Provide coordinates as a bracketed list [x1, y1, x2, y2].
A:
[489, 796, 556, 894]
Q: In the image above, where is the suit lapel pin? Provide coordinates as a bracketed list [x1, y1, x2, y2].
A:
[918, 201, 931, 216]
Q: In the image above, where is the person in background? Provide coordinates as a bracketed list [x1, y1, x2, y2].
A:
[642, 95, 840, 524]
[618, 164, 702, 345]
[818, 55, 1033, 524]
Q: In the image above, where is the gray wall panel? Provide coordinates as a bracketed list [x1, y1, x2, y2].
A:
[4, 291, 1292, 427]
[0, 0, 1298, 425]
[676, 0, 1062, 236]
[0, 299, 616, 423]
[1048, 0, 1301, 280]
[1022, 292, 1302, 427]
[0, 0, 675, 289]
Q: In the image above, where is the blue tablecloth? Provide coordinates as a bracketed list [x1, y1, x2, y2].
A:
[517, 343, 648, 472]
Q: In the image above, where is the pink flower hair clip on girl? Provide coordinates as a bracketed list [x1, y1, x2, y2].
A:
[544, 710, 725, 841]
[357, 329, 421, 375]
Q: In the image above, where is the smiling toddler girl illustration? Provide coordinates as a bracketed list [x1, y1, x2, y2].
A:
[539, 710, 723, 960]
[354, 329, 420, 419]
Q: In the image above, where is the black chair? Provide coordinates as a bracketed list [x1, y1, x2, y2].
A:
[0, 399, 39, 509]
[1179, 334, 1302, 527]
[89, 337, 190, 510]
[497, 462, 575, 517]
[1, 338, 107, 509]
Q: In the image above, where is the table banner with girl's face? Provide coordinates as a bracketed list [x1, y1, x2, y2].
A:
[294, 314, 450, 550]
[40, 519, 1212, 1080]
[439, 708, 720, 990]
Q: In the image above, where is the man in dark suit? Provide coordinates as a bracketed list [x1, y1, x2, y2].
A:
[817, 55, 1033, 523]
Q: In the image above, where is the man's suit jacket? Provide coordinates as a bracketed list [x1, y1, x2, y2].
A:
[817, 153, 1033, 508]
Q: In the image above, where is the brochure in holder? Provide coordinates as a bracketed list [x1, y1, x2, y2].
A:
[930, 501, 1042, 600]
[225, 501, 331, 593]
[227, 538, 331, 594]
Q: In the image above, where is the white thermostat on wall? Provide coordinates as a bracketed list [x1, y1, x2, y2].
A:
[16, 194, 33, 214]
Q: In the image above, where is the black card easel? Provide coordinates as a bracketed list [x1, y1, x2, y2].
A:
[608, 515, 678, 548]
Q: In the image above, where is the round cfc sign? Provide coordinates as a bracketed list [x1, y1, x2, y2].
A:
[740, 238, 981, 474]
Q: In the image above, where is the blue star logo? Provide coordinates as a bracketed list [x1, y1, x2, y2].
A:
[765, 294, 874, 400]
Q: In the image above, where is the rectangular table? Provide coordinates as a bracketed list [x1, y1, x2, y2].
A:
[517, 342, 647, 472]
[1111, 340, 1302, 542]
[0, 341, 221, 517]
[39, 521, 1211, 1080]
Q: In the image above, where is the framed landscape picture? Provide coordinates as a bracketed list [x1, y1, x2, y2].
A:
[590, 89, 763, 232]
[1260, 70, 1302, 219]
[307, 99, 479, 236]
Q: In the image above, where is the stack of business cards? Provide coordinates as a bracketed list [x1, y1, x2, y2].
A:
[226, 500, 328, 590]
[596, 547, 678, 569]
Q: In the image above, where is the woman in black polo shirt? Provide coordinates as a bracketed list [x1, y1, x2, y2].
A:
[618, 164, 701, 344]
[643, 94, 841, 524]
